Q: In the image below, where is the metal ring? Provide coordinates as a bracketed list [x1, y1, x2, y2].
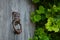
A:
[13, 20, 22, 34]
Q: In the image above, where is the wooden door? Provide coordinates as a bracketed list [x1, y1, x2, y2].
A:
[0, 0, 35, 40]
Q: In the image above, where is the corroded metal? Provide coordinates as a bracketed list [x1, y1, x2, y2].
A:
[12, 12, 22, 34]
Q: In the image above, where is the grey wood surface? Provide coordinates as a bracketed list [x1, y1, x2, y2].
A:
[0, 0, 35, 40]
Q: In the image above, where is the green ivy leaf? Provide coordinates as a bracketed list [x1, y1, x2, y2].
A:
[34, 28, 49, 40]
[43, 36, 49, 40]
[52, 5, 59, 12]
[33, 15, 41, 22]
[57, 6, 60, 11]
[36, 6, 45, 14]
[33, 36, 38, 40]
[47, 9, 51, 12]
[53, 5, 60, 12]
[30, 12, 35, 22]
[45, 17, 60, 32]
[32, 0, 40, 3]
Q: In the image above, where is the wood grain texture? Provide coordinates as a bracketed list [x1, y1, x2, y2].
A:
[0, 0, 35, 40]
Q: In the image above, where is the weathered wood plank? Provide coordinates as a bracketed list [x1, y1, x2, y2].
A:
[0, 0, 35, 40]
[0, 0, 15, 40]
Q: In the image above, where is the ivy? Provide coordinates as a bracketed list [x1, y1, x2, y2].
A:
[32, 0, 40, 3]
[36, 6, 45, 14]
[30, 12, 41, 23]
[45, 17, 60, 32]
[33, 28, 49, 40]
[30, 0, 60, 40]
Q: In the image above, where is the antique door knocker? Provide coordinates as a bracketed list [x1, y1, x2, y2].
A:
[12, 12, 22, 34]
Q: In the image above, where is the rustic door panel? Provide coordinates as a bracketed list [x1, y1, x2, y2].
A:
[0, 0, 35, 40]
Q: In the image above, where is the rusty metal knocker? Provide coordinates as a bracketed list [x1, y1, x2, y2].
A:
[12, 12, 22, 34]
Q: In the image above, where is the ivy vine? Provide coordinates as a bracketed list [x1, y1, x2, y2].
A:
[30, 0, 60, 40]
